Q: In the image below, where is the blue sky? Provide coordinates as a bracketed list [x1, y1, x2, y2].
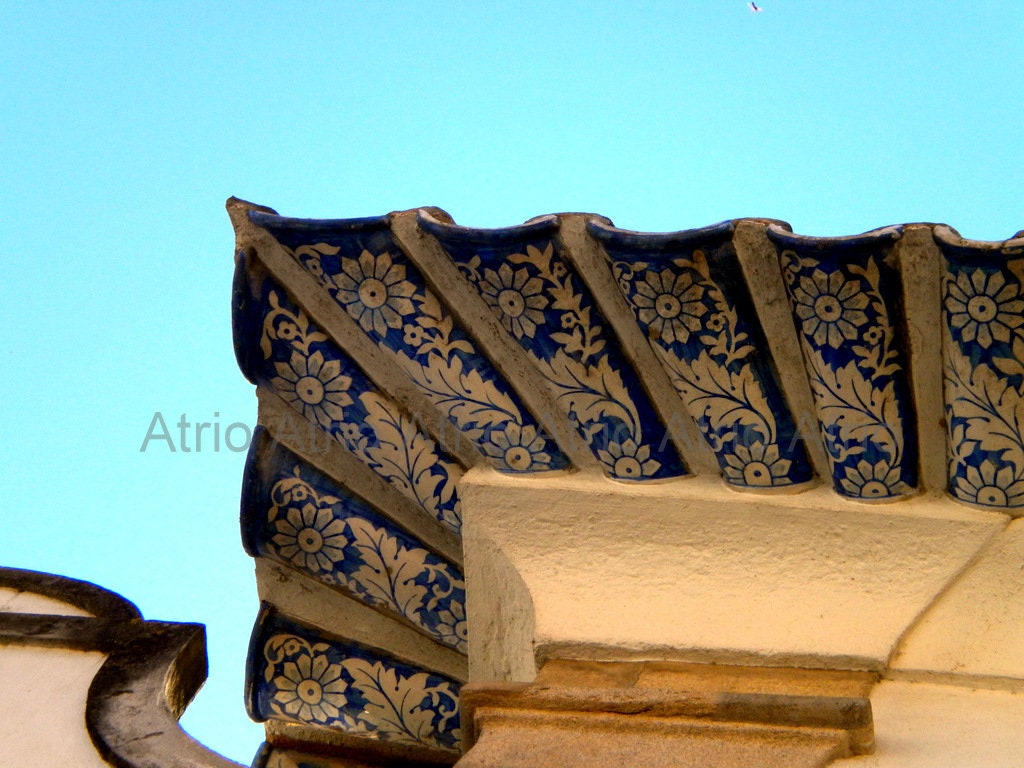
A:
[1, 1, 1020, 763]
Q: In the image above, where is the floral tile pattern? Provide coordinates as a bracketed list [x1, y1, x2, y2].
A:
[233, 254, 463, 533]
[242, 429, 468, 652]
[936, 229, 1024, 511]
[770, 226, 918, 500]
[248, 211, 570, 475]
[248, 609, 461, 753]
[592, 220, 813, 489]
[419, 212, 688, 481]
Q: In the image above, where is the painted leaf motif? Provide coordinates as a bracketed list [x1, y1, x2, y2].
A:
[346, 516, 430, 624]
[357, 392, 449, 515]
[393, 351, 522, 430]
[536, 349, 640, 438]
[414, 291, 474, 358]
[341, 658, 454, 746]
[991, 337, 1024, 379]
[655, 346, 775, 443]
[947, 344, 1024, 470]
[807, 351, 901, 463]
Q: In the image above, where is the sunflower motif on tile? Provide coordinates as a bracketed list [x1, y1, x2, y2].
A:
[257, 289, 463, 533]
[939, 240, 1024, 512]
[477, 262, 548, 338]
[268, 641, 349, 725]
[243, 438, 468, 651]
[722, 441, 792, 487]
[952, 459, 1024, 507]
[256, 624, 460, 751]
[631, 267, 707, 344]
[779, 244, 916, 499]
[453, 240, 686, 480]
[789, 269, 870, 349]
[609, 246, 811, 489]
[480, 422, 551, 472]
[331, 250, 418, 336]
[945, 269, 1024, 349]
[270, 491, 349, 574]
[283, 239, 569, 475]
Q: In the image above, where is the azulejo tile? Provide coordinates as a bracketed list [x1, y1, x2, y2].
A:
[247, 607, 461, 753]
[935, 227, 1024, 513]
[768, 226, 918, 500]
[233, 253, 463, 533]
[591, 219, 814, 489]
[419, 211, 688, 481]
[242, 428, 468, 652]
[248, 211, 570, 475]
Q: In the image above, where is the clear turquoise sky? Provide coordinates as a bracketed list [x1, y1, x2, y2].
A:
[1, 1, 1020, 763]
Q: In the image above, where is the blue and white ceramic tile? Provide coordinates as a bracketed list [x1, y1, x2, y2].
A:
[936, 228, 1024, 512]
[248, 211, 570, 475]
[419, 211, 688, 481]
[769, 226, 918, 500]
[248, 608, 461, 753]
[591, 219, 814, 489]
[233, 253, 463, 533]
[242, 428, 468, 652]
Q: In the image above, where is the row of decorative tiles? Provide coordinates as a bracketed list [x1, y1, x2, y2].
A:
[252, 212, 571, 477]
[233, 209, 1024, 508]
[234, 251, 464, 534]
[241, 428, 467, 653]
[592, 219, 814, 488]
[939, 228, 1024, 509]
[247, 608, 461, 754]
[771, 226, 917, 499]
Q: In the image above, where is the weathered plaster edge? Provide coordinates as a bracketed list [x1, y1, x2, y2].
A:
[461, 464, 1006, 524]
[0, 567, 242, 768]
[263, 720, 458, 766]
[533, 641, 885, 674]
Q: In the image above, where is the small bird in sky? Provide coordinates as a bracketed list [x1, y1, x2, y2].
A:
[749, 2, 763, 11]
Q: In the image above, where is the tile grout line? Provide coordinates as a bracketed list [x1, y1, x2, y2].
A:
[557, 214, 720, 476]
[732, 220, 832, 481]
[389, 209, 604, 474]
[256, 387, 464, 566]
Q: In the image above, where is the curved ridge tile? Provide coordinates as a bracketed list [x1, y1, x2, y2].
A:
[247, 211, 571, 476]
[247, 606, 462, 755]
[0, 567, 141, 621]
[768, 225, 904, 251]
[934, 226, 1024, 513]
[420, 210, 688, 481]
[233, 262, 463, 534]
[242, 428, 468, 652]
[767, 225, 919, 500]
[418, 212, 560, 244]
[591, 219, 815, 489]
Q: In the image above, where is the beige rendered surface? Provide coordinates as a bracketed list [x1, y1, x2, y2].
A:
[457, 709, 849, 768]
[830, 681, 1024, 767]
[889, 517, 1024, 687]
[0, 645, 111, 768]
[462, 470, 1007, 680]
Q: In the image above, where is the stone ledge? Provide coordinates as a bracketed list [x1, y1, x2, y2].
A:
[462, 470, 1007, 679]
[458, 660, 876, 768]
